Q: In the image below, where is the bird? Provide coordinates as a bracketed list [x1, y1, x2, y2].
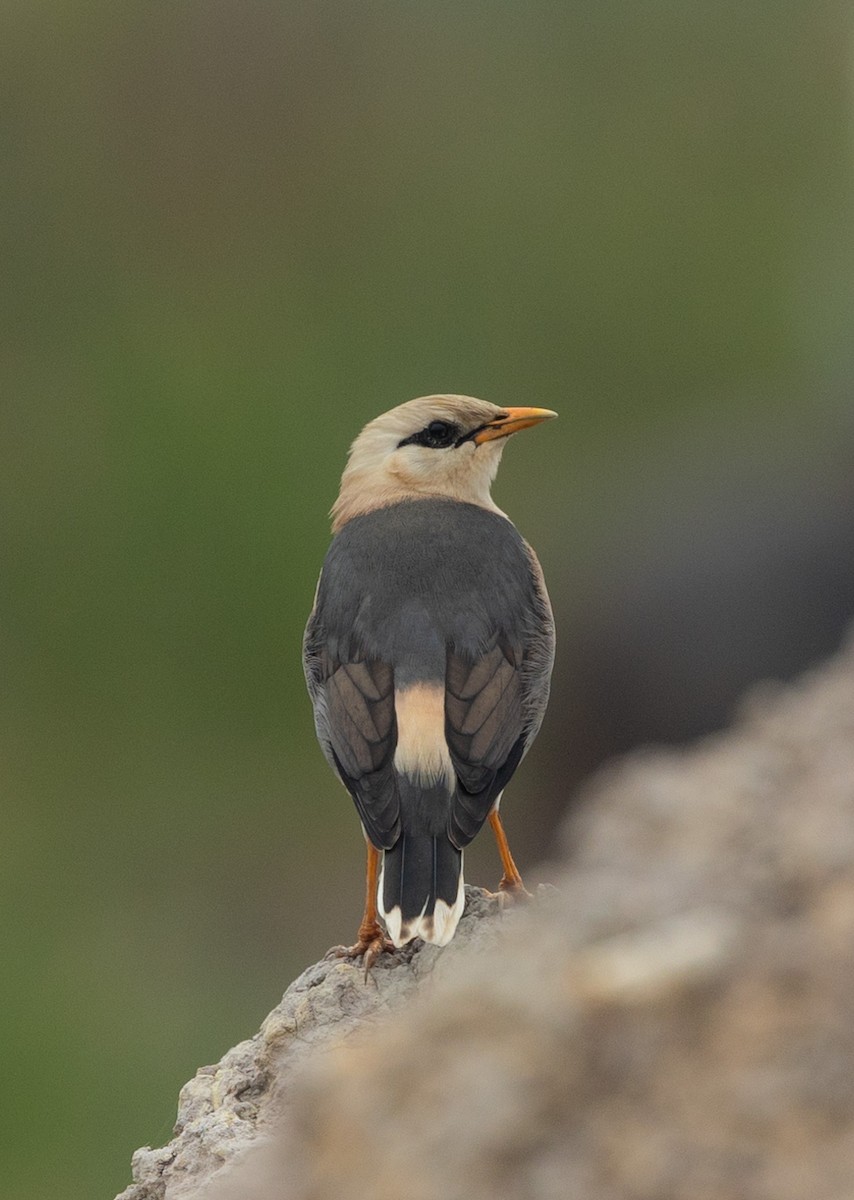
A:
[303, 394, 556, 966]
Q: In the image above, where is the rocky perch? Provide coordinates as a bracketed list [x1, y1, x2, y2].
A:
[118, 634, 854, 1200]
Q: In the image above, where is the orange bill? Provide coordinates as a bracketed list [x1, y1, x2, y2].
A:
[473, 407, 558, 443]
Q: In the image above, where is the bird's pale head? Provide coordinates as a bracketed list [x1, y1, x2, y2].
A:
[331, 394, 557, 530]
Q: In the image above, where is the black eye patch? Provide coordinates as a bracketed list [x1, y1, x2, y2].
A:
[398, 419, 460, 450]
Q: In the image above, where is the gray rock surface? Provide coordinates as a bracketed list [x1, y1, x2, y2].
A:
[116, 888, 509, 1200]
[118, 633, 854, 1200]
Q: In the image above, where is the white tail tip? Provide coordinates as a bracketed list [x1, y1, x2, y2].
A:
[379, 867, 466, 948]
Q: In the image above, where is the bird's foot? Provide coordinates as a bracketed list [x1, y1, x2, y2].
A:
[326, 924, 395, 977]
[488, 877, 533, 910]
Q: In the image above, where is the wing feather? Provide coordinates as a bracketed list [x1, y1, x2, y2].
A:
[304, 602, 400, 847]
[445, 549, 554, 848]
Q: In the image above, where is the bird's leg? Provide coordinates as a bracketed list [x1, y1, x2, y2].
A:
[329, 842, 393, 970]
[488, 810, 533, 902]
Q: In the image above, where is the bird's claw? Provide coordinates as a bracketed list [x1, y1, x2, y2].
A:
[360, 934, 395, 976]
[326, 928, 395, 978]
[489, 879, 533, 911]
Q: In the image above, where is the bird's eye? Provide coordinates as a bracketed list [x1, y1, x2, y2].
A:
[397, 419, 460, 450]
[426, 420, 454, 444]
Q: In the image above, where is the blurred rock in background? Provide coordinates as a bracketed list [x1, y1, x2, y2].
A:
[119, 630, 854, 1200]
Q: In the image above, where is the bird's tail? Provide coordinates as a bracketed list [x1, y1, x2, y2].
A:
[379, 834, 464, 948]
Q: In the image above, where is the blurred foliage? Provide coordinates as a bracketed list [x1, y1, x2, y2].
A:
[2, 2, 853, 1197]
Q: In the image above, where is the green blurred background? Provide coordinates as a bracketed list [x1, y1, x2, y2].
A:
[3, 3, 854, 1197]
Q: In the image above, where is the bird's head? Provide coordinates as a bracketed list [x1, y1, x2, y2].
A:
[331, 394, 557, 530]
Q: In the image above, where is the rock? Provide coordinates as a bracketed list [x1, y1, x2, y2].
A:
[115, 888, 507, 1200]
[117, 632, 854, 1200]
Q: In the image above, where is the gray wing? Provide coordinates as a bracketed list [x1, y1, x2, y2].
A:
[303, 591, 401, 848]
[444, 543, 555, 847]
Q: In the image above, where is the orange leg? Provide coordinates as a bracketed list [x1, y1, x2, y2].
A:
[329, 842, 393, 972]
[354, 842, 385, 946]
[489, 810, 532, 899]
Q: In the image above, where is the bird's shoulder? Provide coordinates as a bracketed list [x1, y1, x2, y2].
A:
[305, 497, 549, 670]
[331, 496, 524, 557]
[320, 498, 534, 598]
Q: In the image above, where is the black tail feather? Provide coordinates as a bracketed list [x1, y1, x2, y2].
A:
[381, 834, 462, 944]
